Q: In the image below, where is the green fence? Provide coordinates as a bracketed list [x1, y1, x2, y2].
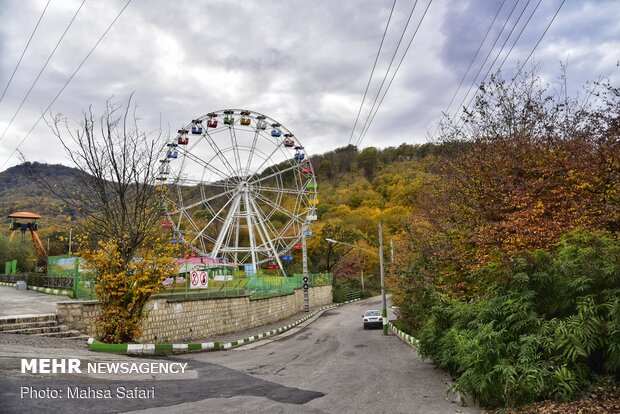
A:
[154, 272, 333, 301]
[47, 255, 95, 300]
[4, 259, 17, 275]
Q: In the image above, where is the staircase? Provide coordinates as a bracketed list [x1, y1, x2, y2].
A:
[0, 314, 88, 339]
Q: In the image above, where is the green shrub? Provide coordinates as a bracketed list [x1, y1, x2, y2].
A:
[416, 231, 620, 408]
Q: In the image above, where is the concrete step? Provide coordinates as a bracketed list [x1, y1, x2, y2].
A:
[34, 329, 84, 339]
[0, 314, 57, 326]
[65, 334, 91, 341]
[2, 325, 62, 335]
[0, 320, 57, 332]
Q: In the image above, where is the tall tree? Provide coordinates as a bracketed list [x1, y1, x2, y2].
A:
[25, 96, 176, 342]
[29, 95, 164, 265]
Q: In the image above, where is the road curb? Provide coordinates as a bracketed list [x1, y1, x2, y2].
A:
[88, 298, 361, 355]
[388, 321, 419, 349]
[28, 285, 75, 297]
[0, 281, 74, 297]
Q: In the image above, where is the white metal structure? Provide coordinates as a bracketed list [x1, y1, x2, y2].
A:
[157, 109, 317, 275]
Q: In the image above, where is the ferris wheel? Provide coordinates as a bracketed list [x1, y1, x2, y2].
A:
[157, 109, 318, 275]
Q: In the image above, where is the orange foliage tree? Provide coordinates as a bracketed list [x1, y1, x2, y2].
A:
[390, 72, 620, 328]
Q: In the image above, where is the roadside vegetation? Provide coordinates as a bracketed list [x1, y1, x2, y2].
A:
[390, 72, 620, 410]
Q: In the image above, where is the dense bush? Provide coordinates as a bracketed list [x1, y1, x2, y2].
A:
[416, 232, 620, 408]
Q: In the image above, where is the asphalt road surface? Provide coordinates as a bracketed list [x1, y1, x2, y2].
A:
[0, 297, 480, 413]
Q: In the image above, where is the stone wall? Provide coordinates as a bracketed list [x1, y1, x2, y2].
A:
[56, 300, 101, 336]
[56, 285, 332, 342]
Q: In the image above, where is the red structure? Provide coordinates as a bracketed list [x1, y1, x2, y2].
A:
[8, 212, 47, 265]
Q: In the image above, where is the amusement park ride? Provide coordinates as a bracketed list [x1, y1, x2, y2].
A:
[157, 109, 318, 276]
[7, 211, 47, 266]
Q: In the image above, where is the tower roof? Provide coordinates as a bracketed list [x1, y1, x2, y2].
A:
[7, 212, 42, 219]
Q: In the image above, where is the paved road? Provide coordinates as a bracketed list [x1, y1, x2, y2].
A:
[0, 297, 480, 413]
[0, 285, 75, 316]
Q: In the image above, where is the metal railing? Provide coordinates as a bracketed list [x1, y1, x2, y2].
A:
[0, 273, 73, 288]
[344, 290, 362, 301]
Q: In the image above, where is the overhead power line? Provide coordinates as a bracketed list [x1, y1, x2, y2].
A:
[443, 0, 522, 131]
[0, 0, 133, 171]
[511, 0, 566, 84]
[354, 0, 421, 147]
[0, 0, 87, 144]
[0, 0, 51, 105]
[347, 0, 397, 146]
[456, 0, 537, 122]
[433, 0, 507, 138]
[356, 0, 433, 147]
[497, 0, 542, 71]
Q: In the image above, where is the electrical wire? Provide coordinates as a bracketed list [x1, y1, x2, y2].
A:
[0, 0, 87, 144]
[431, 0, 507, 138]
[0, 0, 51, 105]
[497, 0, 542, 71]
[354, 0, 420, 147]
[511, 0, 566, 85]
[442, 0, 522, 130]
[0, 0, 133, 171]
[456, 0, 536, 120]
[347, 0, 397, 146]
[356, 0, 433, 147]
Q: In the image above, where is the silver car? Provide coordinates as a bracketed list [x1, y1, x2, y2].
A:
[362, 309, 383, 330]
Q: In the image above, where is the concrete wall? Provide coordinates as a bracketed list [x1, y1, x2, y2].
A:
[56, 285, 332, 343]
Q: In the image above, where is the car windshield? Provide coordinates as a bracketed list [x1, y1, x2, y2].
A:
[365, 310, 380, 316]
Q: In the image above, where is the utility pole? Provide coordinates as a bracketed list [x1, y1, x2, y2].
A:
[302, 221, 309, 312]
[379, 222, 387, 335]
[390, 238, 394, 264]
[68, 228, 72, 255]
[361, 266, 365, 291]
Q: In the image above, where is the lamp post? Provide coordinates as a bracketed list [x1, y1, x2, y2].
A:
[325, 222, 388, 335]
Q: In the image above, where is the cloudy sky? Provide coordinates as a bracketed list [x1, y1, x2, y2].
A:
[0, 0, 618, 172]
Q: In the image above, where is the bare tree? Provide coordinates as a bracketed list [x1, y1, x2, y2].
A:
[26, 95, 166, 264]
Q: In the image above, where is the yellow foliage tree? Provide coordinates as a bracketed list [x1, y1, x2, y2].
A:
[80, 234, 176, 343]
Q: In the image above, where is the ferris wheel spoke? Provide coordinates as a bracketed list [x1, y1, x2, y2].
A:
[200, 187, 221, 220]
[253, 192, 304, 225]
[244, 129, 261, 177]
[202, 130, 238, 177]
[257, 186, 305, 196]
[228, 126, 243, 174]
[177, 211, 217, 252]
[248, 141, 291, 178]
[250, 163, 300, 185]
[177, 147, 230, 182]
[174, 177, 229, 188]
[168, 187, 237, 214]
[178, 208, 208, 238]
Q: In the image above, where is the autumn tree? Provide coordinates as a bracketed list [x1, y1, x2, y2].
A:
[26, 96, 176, 342]
[391, 70, 620, 324]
